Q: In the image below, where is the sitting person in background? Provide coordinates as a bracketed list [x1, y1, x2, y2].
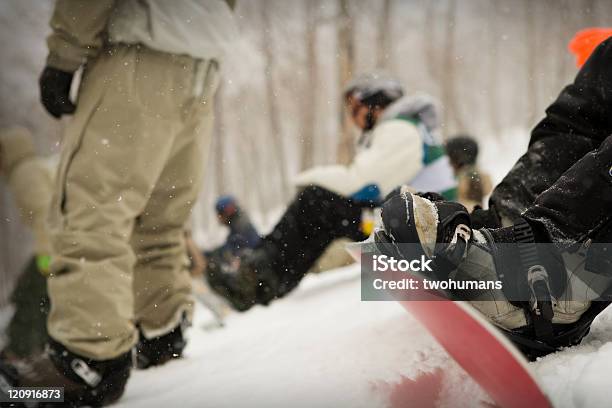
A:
[213, 195, 261, 256]
[183, 193, 262, 279]
[207, 73, 457, 311]
[445, 135, 492, 211]
[205, 196, 261, 298]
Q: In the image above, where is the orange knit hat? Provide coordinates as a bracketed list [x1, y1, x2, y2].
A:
[568, 28, 612, 67]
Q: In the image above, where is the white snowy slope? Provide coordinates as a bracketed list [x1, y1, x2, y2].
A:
[534, 310, 612, 408]
[115, 264, 612, 408]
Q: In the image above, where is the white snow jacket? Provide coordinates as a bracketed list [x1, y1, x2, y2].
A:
[382, 95, 457, 198]
[46, 0, 238, 72]
[293, 95, 457, 199]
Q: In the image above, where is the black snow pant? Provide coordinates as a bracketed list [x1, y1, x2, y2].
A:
[489, 134, 600, 227]
[522, 135, 612, 244]
[262, 185, 369, 296]
[492, 134, 612, 245]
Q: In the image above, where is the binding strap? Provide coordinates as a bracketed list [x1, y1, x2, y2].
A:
[513, 219, 555, 343]
[430, 224, 472, 282]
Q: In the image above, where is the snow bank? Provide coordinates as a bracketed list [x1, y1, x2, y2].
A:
[117, 267, 485, 407]
[113, 265, 611, 407]
[535, 308, 612, 408]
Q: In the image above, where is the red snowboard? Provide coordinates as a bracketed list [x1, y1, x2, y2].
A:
[347, 243, 553, 408]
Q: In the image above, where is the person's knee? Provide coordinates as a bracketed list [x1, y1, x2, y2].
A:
[131, 223, 185, 262]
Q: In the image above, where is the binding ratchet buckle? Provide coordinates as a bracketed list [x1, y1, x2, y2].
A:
[442, 224, 472, 267]
[429, 224, 473, 281]
[514, 219, 555, 342]
[527, 265, 555, 320]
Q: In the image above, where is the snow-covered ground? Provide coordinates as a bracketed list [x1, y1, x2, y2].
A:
[115, 265, 612, 408]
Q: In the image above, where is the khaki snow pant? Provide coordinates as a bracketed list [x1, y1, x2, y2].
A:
[47, 44, 219, 360]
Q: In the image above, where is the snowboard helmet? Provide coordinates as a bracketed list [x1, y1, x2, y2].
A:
[344, 73, 404, 130]
[345, 72, 404, 109]
[446, 135, 479, 167]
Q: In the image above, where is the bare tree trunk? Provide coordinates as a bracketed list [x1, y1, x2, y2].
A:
[441, 0, 464, 135]
[301, 0, 318, 170]
[424, 0, 440, 85]
[235, 88, 267, 223]
[555, 0, 571, 87]
[336, 0, 355, 165]
[213, 84, 226, 195]
[487, 1, 501, 139]
[261, 2, 290, 199]
[583, 0, 598, 23]
[376, 0, 392, 69]
[524, 0, 539, 128]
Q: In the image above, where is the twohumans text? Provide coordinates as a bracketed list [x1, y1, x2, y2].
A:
[371, 278, 503, 291]
[372, 254, 433, 273]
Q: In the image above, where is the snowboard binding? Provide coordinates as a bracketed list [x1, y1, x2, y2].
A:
[371, 189, 598, 358]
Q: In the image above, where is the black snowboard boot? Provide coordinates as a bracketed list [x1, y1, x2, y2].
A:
[0, 340, 131, 407]
[375, 188, 473, 273]
[135, 323, 187, 370]
[205, 249, 256, 312]
[206, 244, 281, 312]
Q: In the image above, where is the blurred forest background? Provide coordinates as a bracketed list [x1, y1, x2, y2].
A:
[0, 0, 610, 305]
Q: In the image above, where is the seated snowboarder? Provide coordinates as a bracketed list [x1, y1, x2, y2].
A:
[208, 73, 457, 311]
[205, 195, 261, 295]
[373, 34, 612, 360]
[445, 135, 492, 212]
[211, 195, 261, 256]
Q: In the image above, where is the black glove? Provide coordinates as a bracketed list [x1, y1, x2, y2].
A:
[39, 67, 76, 118]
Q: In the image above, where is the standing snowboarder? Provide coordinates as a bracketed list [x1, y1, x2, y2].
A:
[0, 1, 238, 406]
[374, 35, 612, 359]
[208, 74, 457, 311]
